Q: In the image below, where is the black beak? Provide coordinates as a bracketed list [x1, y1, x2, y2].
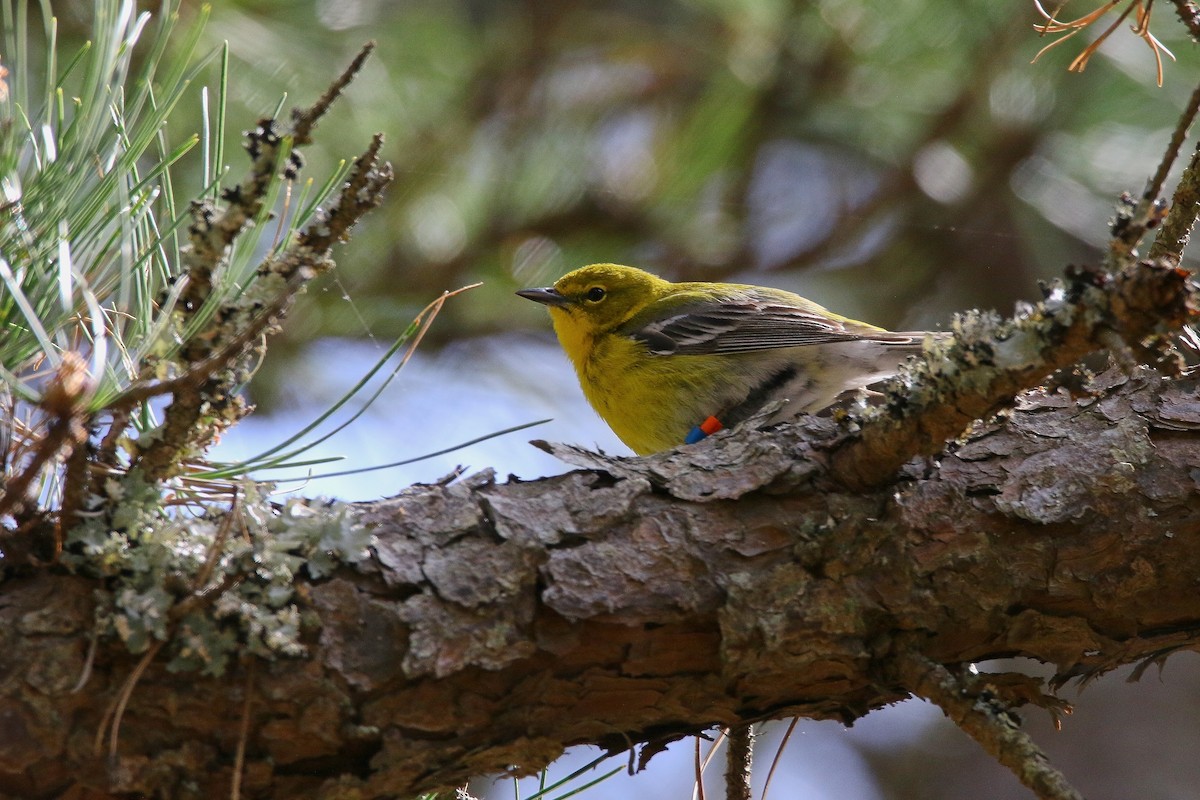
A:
[516, 287, 570, 307]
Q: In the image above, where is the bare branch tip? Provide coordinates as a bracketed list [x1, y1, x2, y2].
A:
[291, 42, 378, 143]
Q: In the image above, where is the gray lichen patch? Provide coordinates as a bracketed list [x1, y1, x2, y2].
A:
[64, 475, 373, 676]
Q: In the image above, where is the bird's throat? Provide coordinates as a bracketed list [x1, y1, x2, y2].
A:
[549, 309, 595, 373]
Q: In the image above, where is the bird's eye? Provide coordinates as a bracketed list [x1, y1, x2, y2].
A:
[585, 286, 606, 303]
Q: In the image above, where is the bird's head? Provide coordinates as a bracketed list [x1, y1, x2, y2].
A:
[516, 263, 669, 337]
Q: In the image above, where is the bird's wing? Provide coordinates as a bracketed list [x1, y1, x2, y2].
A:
[628, 293, 917, 356]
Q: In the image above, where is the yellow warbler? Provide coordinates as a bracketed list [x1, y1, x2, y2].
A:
[518, 263, 935, 455]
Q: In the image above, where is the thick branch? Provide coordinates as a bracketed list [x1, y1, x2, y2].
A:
[4, 366, 1200, 798]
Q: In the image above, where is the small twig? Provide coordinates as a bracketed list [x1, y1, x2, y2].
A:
[95, 405, 131, 467]
[0, 414, 83, 519]
[962, 671, 1074, 732]
[124, 124, 392, 481]
[724, 725, 753, 800]
[689, 731, 724, 800]
[111, 275, 301, 413]
[1031, 1, 1123, 63]
[296, 132, 393, 253]
[56, 420, 94, 560]
[193, 491, 239, 592]
[760, 718, 797, 800]
[130, 46, 382, 482]
[70, 625, 100, 694]
[1151, 86, 1200, 263]
[1147, 80, 1200, 204]
[1069, 2, 1137, 75]
[1033, 1, 1174, 85]
[121, 273, 299, 482]
[691, 728, 725, 800]
[1106, 77, 1200, 267]
[1034, 0, 1120, 35]
[291, 41, 376, 144]
[97, 639, 166, 759]
[1132, 1, 1176, 87]
[230, 658, 256, 800]
[891, 650, 1083, 800]
[0, 354, 92, 521]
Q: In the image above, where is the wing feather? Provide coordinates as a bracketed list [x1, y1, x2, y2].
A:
[627, 295, 919, 356]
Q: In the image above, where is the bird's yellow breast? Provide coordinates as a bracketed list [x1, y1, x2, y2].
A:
[549, 306, 742, 453]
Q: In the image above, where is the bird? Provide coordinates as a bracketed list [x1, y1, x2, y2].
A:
[517, 263, 936, 455]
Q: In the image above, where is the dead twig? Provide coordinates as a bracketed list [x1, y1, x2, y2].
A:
[230, 658, 257, 800]
[760, 718, 798, 800]
[54, 431, 92, 561]
[890, 650, 1083, 800]
[1033, 1, 1174, 86]
[109, 272, 304, 414]
[97, 639, 166, 759]
[291, 41, 376, 144]
[1150, 81, 1200, 264]
[0, 354, 91, 520]
[295, 132, 393, 254]
[129, 44, 387, 483]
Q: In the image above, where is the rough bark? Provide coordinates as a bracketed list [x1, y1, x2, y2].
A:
[2, 365, 1200, 799]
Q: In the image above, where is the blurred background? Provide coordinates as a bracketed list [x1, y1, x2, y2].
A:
[57, 0, 1200, 797]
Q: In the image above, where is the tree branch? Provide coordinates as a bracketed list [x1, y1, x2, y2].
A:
[888, 651, 1082, 800]
[1151, 117, 1200, 263]
[724, 725, 753, 800]
[826, 257, 1195, 489]
[5, 363, 1200, 798]
[129, 47, 390, 483]
[1170, 0, 1200, 39]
